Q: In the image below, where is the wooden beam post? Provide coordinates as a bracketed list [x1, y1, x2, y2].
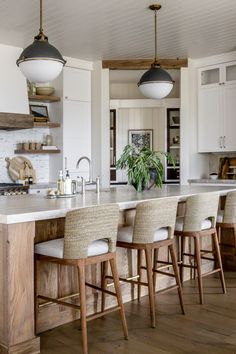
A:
[102, 58, 188, 70]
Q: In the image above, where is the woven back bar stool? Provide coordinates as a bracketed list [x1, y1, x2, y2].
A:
[217, 191, 236, 256]
[103, 198, 185, 328]
[34, 204, 128, 354]
[174, 193, 226, 304]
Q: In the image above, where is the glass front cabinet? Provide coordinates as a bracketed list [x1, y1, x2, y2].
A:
[166, 108, 180, 183]
[110, 109, 116, 182]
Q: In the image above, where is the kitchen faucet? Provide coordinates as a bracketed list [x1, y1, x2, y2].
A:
[76, 156, 93, 183]
[76, 156, 100, 194]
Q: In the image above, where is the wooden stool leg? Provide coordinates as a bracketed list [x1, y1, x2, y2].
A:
[153, 248, 159, 292]
[169, 244, 185, 314]
[145, 247, 156, 328]
[212, 232, 226, 294]
[34, 258, 40, 332]
[233, 227, 236, 256]
[101, 260, 109, 312]
[78, 262, 88, 354]
[109, 256, 128, 339]
[137, 249, 143, 301]
[217, 225, 221, 245]
[180, 235, 186, 283]
[194, 236, 203, 304]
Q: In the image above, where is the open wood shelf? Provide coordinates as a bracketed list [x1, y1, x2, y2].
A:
[14, 149, 61, 154]
[28, 95, 60, 103]
[33, 122, 60, 128]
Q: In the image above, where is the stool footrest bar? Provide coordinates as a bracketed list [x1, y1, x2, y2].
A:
[38, 295, 80, 310]
[85, 282, 117, 297]
[87, 306, 121, 322]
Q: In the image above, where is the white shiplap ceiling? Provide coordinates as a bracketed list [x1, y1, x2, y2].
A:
[0, 0, 236, 61]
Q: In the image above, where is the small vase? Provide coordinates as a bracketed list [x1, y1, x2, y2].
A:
[132, 169, 159, 191]
[45, 134, 53, 146]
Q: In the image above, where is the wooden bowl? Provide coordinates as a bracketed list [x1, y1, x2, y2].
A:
[36, 87, 55, 96]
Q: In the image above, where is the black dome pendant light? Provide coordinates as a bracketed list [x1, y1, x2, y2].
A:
[17, 0, 66, 83]
[138, 4, 173, 99]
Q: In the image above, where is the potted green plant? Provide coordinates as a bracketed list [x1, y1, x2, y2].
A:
[116, 144, 175, 192]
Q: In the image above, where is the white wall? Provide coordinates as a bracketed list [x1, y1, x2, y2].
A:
[0, 44, 52, 183]
[0, 44, 29, 114]
[116, 107, 165, 182]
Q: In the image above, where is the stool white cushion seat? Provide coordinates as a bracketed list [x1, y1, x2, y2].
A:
[217, 210, 224, 223]
[35, 238, 109, 258]
[175, 217, 212, 232]
[117, 225, 169, 243]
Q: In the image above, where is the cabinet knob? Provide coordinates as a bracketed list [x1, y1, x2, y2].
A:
[65, 96, 68, 99]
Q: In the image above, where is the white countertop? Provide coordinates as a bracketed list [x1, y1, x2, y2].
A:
[189, 179, 236, 185]
[0, 185, 235, 224]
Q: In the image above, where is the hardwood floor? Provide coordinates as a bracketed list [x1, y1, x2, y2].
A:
[40, 272, 236, 354]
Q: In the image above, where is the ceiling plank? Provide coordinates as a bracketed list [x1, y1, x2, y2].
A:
[102, 59, 188, 70]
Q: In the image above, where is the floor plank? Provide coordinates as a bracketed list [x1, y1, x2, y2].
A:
[40, 272, 236, 354]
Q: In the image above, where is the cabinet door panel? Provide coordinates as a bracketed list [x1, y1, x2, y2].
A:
[198, 86, 221, 152]
[63, 99, 91, 173]
[63, 100, 91, 139]
[63, 137, 91, 174]
[63, 67, 91, 102]
[224, 83, 236, 151]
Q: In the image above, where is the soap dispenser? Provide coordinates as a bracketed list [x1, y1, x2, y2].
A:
[57, 170, 65, 195]
[64, 169, 72, 195]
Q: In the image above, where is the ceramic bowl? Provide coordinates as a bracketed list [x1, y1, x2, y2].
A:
[36, 86, 55, 96]
[209, 174, 218, 180]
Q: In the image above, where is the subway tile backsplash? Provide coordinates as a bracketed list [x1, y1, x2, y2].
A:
[0, 128, 50, 183]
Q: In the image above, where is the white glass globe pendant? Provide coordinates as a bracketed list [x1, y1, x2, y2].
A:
[16, 0, 66, 83]
[138, 4, 173, 99]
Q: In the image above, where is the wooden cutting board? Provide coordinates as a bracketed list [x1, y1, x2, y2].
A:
[5, 156, 36, 183]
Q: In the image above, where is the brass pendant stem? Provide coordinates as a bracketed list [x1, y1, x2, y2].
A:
[35, 0, 47, 41]
[154, 9, 157, 62]
[40, 0, 43, 33]
[149, 4, 162, 64]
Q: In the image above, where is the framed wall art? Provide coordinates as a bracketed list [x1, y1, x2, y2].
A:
[29, 104, 49, 122]
[128, 129, 153, 152]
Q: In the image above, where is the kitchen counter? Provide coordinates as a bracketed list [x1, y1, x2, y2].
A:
[189, 178, 236, 185]
[0, 184, 236, 224]
[1, 184, 236, 354]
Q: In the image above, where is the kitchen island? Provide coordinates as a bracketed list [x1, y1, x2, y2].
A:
[1, 185, 236, 354]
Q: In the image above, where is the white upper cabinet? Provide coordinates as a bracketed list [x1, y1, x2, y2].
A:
[198, 61, 236, 152]
[63, 67, 91, 102]
[0, 44, 29, 114]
